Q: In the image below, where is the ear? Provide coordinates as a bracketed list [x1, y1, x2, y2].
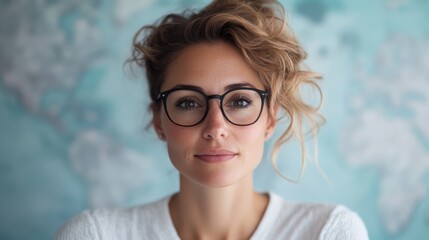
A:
[265, 104, 278, 140]
[151, 103, 166, 141]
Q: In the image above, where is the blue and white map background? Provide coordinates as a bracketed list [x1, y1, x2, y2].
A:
[0, 0, 428, 239]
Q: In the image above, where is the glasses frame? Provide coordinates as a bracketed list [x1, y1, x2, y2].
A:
[157, 87, 269, 127]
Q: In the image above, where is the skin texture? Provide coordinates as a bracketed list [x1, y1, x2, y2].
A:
[152, 41, 277, 239]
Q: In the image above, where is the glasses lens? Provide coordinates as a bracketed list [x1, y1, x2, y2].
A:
[165, 90, 207, 126]
[223, 89, 263, 125]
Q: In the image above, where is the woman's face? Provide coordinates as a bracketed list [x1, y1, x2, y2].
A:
[153, 41, 276, 188]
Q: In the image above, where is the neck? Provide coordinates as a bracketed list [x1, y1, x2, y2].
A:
[169, 175, 268, 240]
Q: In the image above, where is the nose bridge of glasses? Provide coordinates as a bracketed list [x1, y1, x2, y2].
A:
[205, 94, 224, 110]
[206, 94, 223, 102]
[205, 94, 227, 122]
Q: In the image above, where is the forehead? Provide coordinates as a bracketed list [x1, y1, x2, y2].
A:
[162, 41, 264, 93]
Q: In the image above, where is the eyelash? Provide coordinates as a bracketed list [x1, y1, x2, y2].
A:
[175, 97, 202, 110]
[227, 96, 253, 108]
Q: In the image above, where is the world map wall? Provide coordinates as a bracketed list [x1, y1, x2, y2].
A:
[0, 0, 428, 239]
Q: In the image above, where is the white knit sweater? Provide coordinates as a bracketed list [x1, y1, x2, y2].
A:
[56, 192, 369, 240]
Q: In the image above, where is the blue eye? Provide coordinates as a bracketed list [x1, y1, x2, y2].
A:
[175, 97, 203, 110]
[228, 96, 252, 109]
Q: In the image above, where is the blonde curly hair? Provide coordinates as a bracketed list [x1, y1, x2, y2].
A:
[127, 0, 325, 182]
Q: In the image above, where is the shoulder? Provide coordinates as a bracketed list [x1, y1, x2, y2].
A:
[272, 195, 336, 237]
[55, 210, 99, 240]
[319, 205, 369, 240]
[259, 193, 368, 240]
[55, 196, 172, 240]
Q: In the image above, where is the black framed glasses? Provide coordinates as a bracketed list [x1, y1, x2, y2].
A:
[157, 87, 269, 127]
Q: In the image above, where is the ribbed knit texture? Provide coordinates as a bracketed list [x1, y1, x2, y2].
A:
[56, 192, 368, 240]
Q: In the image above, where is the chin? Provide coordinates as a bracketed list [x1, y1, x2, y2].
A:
[185, 171, 247, 189]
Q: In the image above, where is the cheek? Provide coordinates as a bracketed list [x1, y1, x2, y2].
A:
[162, 119, 198, 159]
[161, 111, 189, 141]
[236, 122, 268, 161]
[240, 113, 270, 142]
[237, 125, 265, 143]
[163, 125, 194, 170]
[162, 116, 198, 142]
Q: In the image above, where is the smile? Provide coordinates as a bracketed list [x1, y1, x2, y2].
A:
[194, 150, 238, 163]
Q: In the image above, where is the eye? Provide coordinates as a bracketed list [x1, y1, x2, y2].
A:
[175, 97, 203, 110]
[227, 96, 253, 109]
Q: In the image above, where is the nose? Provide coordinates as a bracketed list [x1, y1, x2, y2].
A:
[201, 100, 228, 140]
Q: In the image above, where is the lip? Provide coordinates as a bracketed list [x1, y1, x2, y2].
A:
[194, 149, 238, 163]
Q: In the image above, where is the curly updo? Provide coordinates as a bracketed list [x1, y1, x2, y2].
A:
[127, 0, 325, 182]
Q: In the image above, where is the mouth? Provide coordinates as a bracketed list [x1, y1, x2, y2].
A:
[194, 149, 238, 163]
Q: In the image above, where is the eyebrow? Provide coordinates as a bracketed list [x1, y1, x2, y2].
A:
[172, 83, 257, 93]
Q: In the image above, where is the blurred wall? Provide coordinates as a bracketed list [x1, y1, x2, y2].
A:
[0, 0, 428, 239]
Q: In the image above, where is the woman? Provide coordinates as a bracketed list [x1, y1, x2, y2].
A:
[56, 0, 368, 239]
